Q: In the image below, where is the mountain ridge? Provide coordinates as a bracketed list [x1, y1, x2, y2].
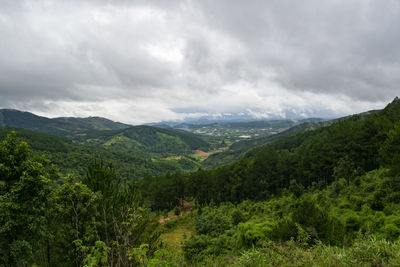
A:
[0, 108, 210, 156]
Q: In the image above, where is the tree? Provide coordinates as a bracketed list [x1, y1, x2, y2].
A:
[0, 132, 54, 266]
[380, 123, 400, 175]
[332, 156, 360, 184]
[50, 176, 100, 266]
[82, 160, 160, 266]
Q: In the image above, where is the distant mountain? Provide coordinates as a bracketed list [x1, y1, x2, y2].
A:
[172, 118, 325, 131]
[148, 111, 333, 127]
[0, 109, 131, 138]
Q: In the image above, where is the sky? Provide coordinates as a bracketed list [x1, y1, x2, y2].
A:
[0, 0, 399, 124]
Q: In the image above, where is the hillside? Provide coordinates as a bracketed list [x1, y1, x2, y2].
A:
[75, 125, 210, 154]
[53, 116, 130, 130]
[3, 98, 400, 266]
[155, 168, 400, 265]
[0, 109, 210, 157]
[130, 97, 400, 265]
[0, 127, 201, 180]
[205, 97, 400, 203]
[202, 118, 332, 168]
[0, 109, 131, 138]
[141, 97, 400, 206]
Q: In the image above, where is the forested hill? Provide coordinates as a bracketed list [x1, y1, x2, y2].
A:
[53, 116, 130, 130]
[3, 99, 400, 266]
[0, 109, 131, 137]
[0, 126, 201, 180]
[142, 97, 400, 207]
[75, 125, 210, 154]
[202, 118, 334, 168]
[202, 111, 380, 169]
[0, 109, 209, 155]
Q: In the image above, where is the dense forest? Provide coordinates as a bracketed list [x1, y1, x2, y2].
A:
[2, 98, 400, 266]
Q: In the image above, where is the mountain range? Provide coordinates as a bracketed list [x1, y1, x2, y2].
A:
[0, 108, 209, 155]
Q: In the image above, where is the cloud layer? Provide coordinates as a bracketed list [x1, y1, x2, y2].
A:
[0, 0, 398, 124]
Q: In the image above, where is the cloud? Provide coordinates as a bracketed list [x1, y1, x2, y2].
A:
[0, 0, 398, 123]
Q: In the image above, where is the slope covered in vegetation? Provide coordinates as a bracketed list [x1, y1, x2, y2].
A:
[77, 125, 210, 154]
[0, 127, 201, 180]
[168, 97, 400, 205]
[0, 109, 131, 137]
[202, 118, 334, 169]
[0, 109, 210, 157]
[134, 98, 400, 265]
[2, 98, 400, 266]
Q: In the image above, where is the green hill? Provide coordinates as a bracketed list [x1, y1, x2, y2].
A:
[75, 125, 210, 154]
[142, 97, 400, 206]
[0, 109, 131, 138]
[133, 98, 400, 265]
[0, 109, 209, 156]
[202, 118, 333, 168]
[0, 127, 201, 180]
[3, 99, 400, 266]
[53, 116, 130, 130]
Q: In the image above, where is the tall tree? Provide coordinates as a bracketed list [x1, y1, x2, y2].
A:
[0, 132, 55, 266]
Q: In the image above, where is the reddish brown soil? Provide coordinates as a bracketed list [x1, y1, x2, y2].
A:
[192, 150, 211, 157]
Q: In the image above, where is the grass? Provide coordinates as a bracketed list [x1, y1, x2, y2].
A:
[159, 211, 196, 252]
[160, 228, 194, 252]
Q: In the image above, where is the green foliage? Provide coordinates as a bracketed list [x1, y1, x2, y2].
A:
[146, 247, 186, 266]
[129, 243, 149, 265]
[78, 240, 110, 267]
[78, 125, 210, 154]
[203, 118, 331, 169]
[235, 248, 266, 267]
[0, 110, 209, 175]
[174, 206, 181, 216]
[138, 172, 185, 210]
[50, 177, 100, 266]
[81, 161, 161, 266]
[380, 123, 400, 175]
[4, 99, 400, 266]
[195, 207, 232, 237]
[234, 234, 400, 267]
[178, 167, 400, 264]
[0, 133, 163, 266]
[143, 99, 400, 208]
[236, 221, 274, 248]
[0, 109, 130, 137]
[0, 127, 200, 181]
[0, 132, 55, 266]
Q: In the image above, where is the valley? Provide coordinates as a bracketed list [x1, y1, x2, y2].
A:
[2, 2, 397, 266]
[2, 98, 400, 266]
[0, 108, 329, 174]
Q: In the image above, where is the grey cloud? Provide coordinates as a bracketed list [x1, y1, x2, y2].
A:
[0, 0, 177, 105]
[192, 0, 400, 101]
[0, 0, 398, 122]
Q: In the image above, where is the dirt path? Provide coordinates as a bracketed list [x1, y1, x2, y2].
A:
[159, 213, 178, 224]
[158, 201, 193, 224]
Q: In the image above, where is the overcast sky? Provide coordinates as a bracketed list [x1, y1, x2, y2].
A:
[0, 0, 399, 124]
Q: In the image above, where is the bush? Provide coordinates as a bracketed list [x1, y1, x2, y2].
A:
[236, 221, 274, 248]
[182, 235, 211, 261]
[195, 208, 232, 237]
